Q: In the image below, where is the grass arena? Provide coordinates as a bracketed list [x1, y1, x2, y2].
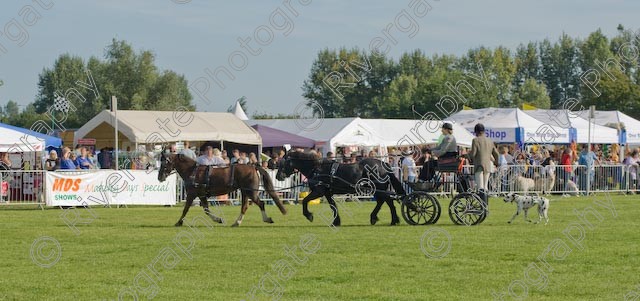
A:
[1, 193, 638, 300]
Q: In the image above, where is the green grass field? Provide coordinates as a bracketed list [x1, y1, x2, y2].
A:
[1, 194, 639, 301]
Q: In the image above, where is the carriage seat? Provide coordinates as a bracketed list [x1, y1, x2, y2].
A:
[434, 154, 461, 173]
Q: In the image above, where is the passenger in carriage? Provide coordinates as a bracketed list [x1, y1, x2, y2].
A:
[418, 122, 458, 182]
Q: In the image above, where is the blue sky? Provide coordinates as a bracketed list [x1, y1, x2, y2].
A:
[1, 0, 639, 116]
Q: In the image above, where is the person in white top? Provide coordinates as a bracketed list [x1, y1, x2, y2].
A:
[401, 149, 417, 183]
[179, 141, 197, 161]
[191, 146, 226, 186]
[197, 147, 226, 166]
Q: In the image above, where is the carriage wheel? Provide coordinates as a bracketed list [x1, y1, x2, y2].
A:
[401, 192, 441, 225]
[448, 192, 488, 226]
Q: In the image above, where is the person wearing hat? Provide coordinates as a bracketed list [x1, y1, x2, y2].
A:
[469, 123, 500, 204]
[419, 122, 458, 181]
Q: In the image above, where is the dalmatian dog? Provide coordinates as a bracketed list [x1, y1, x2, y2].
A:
[503, 193, 549, 225]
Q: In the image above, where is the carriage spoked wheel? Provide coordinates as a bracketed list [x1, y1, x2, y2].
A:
[401, 192, 441, 225]
[448, 192, 488, 226]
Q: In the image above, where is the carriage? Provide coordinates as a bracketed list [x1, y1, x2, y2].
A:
[395, 157, 489, 226]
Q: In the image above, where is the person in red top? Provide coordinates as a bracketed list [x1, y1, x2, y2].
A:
[561, 148, 573, 194]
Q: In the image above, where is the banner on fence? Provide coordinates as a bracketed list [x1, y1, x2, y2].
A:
[45, 170, 176, 206]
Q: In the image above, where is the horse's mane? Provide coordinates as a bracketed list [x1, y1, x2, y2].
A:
[288, 151, 321, 161]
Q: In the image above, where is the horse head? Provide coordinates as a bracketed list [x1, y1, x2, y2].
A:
[158, 148, 174, 182]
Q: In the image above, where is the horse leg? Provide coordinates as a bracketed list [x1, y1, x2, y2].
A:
[199, 196, 224, 224]
[232, 191, 249, 227]
[176, 192, 196, 227]
[324, 193, 341, 227]
[302, 188, 324, 223]
[251, 191, 274, 224]
[382, 193, 400, 226]
[370, 197, 384, 225]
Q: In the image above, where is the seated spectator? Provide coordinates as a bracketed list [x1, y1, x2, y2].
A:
[45, 150, 60, 171]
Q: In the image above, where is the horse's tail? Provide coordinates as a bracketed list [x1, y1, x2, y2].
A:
[257, 166, 287, 215]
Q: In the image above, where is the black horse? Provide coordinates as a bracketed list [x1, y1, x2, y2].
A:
[276, 151, 405, 226]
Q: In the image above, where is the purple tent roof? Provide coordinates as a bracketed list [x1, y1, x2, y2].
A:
[251, 124, 315, 148]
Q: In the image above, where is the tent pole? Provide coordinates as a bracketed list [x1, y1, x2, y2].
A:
[221, 140, 224, 151]
[112, 96, 118, 171]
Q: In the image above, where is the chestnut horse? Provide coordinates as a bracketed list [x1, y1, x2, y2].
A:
[157, 152, 286, 227]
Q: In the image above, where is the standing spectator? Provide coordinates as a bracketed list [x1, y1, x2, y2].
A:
[326, 152, 335, 162]
[248, 152, 258, 165]
[561, 148, 573, 197]
[368, 150, 377, 159]
[230, 149, 240, 164]
[98, 147, 113, 169]
[88, 151, 98, 169]
[624, 150, 639, 193]
[75, 147, 93, 169]
[221, 150, 230, 165]
[401, 149, 417, 183]
[179, 141, 197, 161]
[578, 144, 599, 194]
[0, 152, 11, 170]
[45, 150, 60, 171]
[469, 123, 499, 203]
[74, 144, 82, 157]
[60, 148, 77, 170]
[267, 153, 278, 169]
[238, 152, 249, 164]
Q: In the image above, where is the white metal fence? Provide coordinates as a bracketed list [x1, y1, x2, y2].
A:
[1, 164, 636, 208]
[0, 170, 46, 207]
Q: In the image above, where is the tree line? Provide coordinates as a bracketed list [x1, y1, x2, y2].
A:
[1, 39, 194, 129]
[302, 25, 640, 119]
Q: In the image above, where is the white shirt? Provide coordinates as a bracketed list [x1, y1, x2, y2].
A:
[197, 155, 226, 166]
[179, 148, 197, 161]
[402, 156, 417, 177]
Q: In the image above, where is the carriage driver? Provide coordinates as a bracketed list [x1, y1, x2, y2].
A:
[418, 122, 458, 181]
[189, 146, 226, 186]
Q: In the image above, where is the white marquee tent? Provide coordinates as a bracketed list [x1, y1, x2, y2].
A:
[247, 117, 387, 155]
[524, 109, 619, 144]
[449, 108, 572, 144]
[361, 119, 474, 147]
[75, 110, 261, 149]
[0, 126, 45, 152]
[577, 110, 640, 145]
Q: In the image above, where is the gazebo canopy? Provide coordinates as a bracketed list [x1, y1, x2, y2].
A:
[0, 122, 62, 148]
[75, 110, 261, 148]
[251, 124, 315, 148]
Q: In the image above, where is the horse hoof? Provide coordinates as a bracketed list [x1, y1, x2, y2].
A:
[390, 222, 398, 226]
[305, 213, 314, 222]
[370, 217, 379, 225]
[231, 222, 239, 227]
[175, 221, 183, 227]
[265, 218, 274, 224]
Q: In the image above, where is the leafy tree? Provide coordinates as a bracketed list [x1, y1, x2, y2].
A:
[33, 39, 193, 128]
[582, 68, 640, 118]
[227, 96, 248, 113]
[513, 78, 551, 109]
[539, 34, 581, 108]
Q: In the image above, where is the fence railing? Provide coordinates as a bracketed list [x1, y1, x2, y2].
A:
[400, 164, 638, 196]
[1, 164, 637, 208]
[0, 170, 46, 207]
